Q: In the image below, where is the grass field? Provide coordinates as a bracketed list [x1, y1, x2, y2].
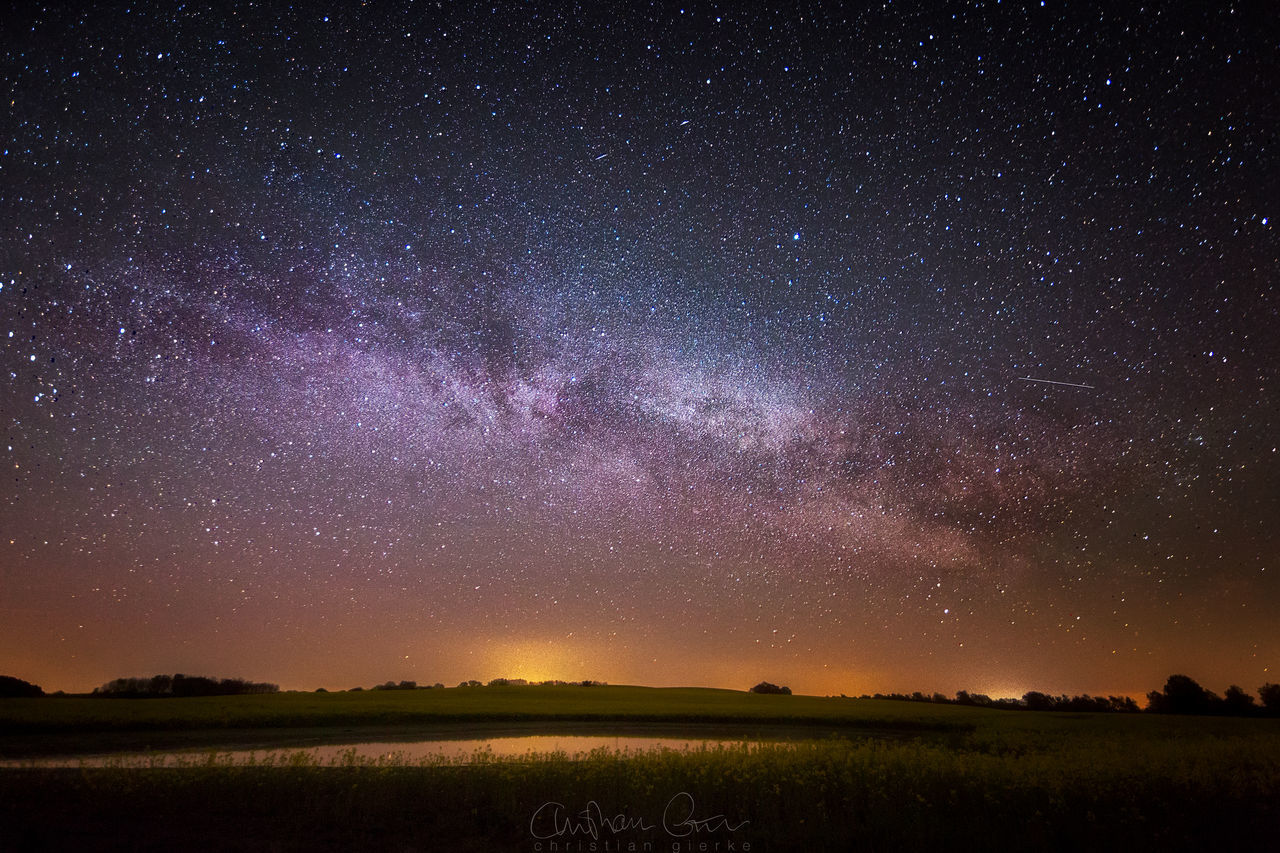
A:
[2, 686, 1278, 851]
[0, 685, 991, 733]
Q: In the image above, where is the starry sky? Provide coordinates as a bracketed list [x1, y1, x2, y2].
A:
[2, 2, 1277, 698]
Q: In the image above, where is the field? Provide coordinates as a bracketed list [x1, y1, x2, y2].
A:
[0, 685, 990, 734]
[2, 686, 1278, 851]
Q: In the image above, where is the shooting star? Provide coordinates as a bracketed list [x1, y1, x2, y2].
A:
[1020, 377, 1095, 390]
[594, 152, 609, 161]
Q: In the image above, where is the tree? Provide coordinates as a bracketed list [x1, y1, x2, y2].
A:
[1258, 683, 1280, 713]
[950, 691, 992, 707]
[1109, 696, 1140, 713]
[0, 675, 43, 698]
[1023, 691, 1055, 711]
[1148, 674, 1215, 714]
[1223, 685, 1255, 715]
[93, 673, 278, 697]
[749, 681, 791, 695]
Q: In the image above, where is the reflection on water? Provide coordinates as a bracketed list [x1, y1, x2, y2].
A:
[2, 735, 780, 768]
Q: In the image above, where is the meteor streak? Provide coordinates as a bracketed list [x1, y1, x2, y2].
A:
[1019, 377, 1095, 390]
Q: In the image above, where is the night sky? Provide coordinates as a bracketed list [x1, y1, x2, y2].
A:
[2, 2, 1277, 698]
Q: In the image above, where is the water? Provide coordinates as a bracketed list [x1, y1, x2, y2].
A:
[1, 735, 771, 767]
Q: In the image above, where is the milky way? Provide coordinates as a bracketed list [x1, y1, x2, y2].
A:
[2, 2, 1276, 695]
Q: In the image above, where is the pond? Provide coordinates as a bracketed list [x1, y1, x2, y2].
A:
[0, 733, 791, 767]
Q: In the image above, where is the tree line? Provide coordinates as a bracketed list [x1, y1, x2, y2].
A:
[862, 675, 1280, 715]
[0, 675, 610, 697]
[863, 689, 1139, 712]
[4, 671, 1277, 713]
[92, 674, 280, 697]
[343, 678, 607, 691]
[0, 675, 43, 698]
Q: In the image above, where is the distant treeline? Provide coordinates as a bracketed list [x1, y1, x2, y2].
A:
[92, 674, 279, 698]
[863, 675, 1280, 716]
[863, 689, 1140, 712]
[6, 671, 1278, 715]
[1144, 675, 1278, 716]
[347, 678, 607, 691]
[0, 675, 43, 698]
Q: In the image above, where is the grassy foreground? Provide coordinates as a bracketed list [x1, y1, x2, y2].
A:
[2, 688, 1278, 851]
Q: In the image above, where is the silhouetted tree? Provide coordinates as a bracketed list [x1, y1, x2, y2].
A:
[172, 674, 218, 696]
[1220, 685, 1255, 714]
[1060, 694, 1125, 713]
[1148, 674, 1216, 714]
[0, 675, 43, 698]
[1023, 691, 1055, 711]
[1109, 695, 1141, 713]
[1258, 683, 1280, 713]
[749, 681, 792, 695]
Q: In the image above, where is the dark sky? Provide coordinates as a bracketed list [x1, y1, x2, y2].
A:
[2, 1, 1276, 696]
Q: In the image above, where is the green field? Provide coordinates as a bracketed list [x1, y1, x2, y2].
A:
[0, 684, 995, 732]
[2, 686, 1278, 851]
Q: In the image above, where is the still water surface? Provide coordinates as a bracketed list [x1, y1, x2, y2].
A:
[4, 735, 777, 767]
